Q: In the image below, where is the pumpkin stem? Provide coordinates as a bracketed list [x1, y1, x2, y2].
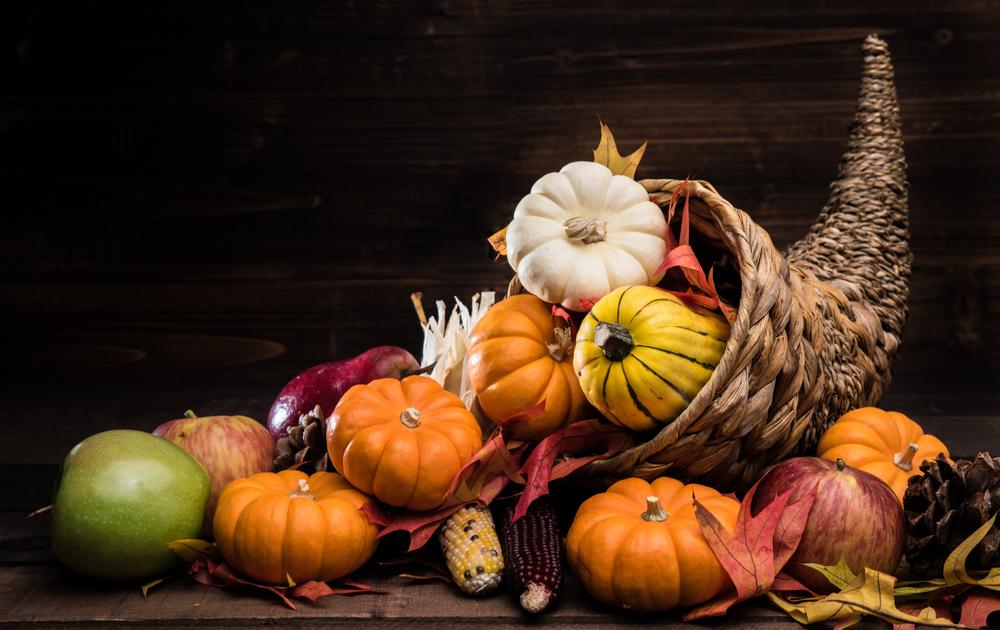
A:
[563, 216, 607, 244]
[893, 443, 920, 472]
[184, 410, 197, 418]
[289, 478, 315, 500]
[642, 495, 669, 522]
[400, 407, 423, 428]
[546, 326, 574, 362]
[594, 322, 634, 361]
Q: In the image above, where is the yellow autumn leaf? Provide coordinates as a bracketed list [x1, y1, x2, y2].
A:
[487, 225, 508, 257]
[766, 567, 961, 628]
[167, 538, 219, 563]
[140, 576, 168, 599]
[592, 120, 647, 179]
[943, 512, 1000, 591]
[801, 554, 857, 591]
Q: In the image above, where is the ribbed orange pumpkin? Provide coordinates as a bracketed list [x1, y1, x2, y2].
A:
[817, 407, 950, 501]
[467, 294, 589, 440]
[213, 470, 378, 585]
[327, 375, 482, 511]
[566, 477, 739, 612]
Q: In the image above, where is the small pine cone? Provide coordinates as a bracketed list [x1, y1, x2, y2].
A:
[272, 405, 331, 474]
[903, 452, 1000, 577]
[498, 497, 563, 614]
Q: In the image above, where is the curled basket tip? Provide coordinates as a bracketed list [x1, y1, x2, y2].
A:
[581, 34, 911, 491]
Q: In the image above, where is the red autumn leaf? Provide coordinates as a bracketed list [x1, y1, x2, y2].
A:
[959, 589, 1000, 628]
[771, 572, 816, 595]
[360, 501, 464, 553]
[289, 579, 376, 602]
[492, 402, 548, 442]
[685, 478, 817, 620]
[513, 419, 632, 522]
[189, 556, 298, 609]
[358, 434, 528, 552]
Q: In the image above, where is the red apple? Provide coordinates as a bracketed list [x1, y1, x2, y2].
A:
[153, 411, 274, 536]
[266, 345, 419, 440]
[752, 456, 903, 592]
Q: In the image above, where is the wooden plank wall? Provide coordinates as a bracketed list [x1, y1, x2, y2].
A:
[2, 2, 998, 499]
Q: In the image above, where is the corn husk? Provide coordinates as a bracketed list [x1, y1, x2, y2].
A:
[412, 291, 495, 411]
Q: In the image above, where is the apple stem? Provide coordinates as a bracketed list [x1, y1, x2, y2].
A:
[401, 363, 436, 378]
[184, 410, 197, 419]
[400, 407, 423, 428]
[641, 496, 669, 522]
[836, 458, 847, 472]
[893, 443, 920, 472]
[290, 478, 315, 499]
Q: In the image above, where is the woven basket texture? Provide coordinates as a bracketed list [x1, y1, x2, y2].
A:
[512, 35, 910, 491]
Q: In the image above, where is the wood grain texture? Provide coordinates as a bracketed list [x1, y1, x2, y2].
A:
[0, 3, 999, 623]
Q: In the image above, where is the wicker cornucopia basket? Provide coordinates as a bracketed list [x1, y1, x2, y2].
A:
[511, 35, 910, 492]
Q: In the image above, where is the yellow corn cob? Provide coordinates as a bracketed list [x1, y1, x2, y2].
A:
[439, 503, 504, 596]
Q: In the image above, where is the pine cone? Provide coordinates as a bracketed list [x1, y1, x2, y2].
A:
[903, 452, 1000, 577]
[273, 405, 331, 474]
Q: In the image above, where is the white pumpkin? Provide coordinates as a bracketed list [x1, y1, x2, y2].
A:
[506, 161, 668, 311]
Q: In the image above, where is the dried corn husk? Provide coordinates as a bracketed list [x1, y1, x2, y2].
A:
[412, 291, 495, 411]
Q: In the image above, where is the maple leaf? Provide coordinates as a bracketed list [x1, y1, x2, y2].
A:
[487, 225, 508, 257]
[513, 419, 632, 522]
[684, 477, 817, 620]
[288, 579, 376, 602]
[766, 568, 960, 628]
[959, 589, 1000, 628]
[800, 555, 857, 592]
[943, 512, 1000, 590]
[358, 434, 527, 553]
[592, 119, 647, 179]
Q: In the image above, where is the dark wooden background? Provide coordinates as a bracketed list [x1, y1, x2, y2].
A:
[2, 1, 999, 509]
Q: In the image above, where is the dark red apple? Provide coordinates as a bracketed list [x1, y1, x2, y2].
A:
[266, 345, 419, 440]
[752, 456, 903, 593]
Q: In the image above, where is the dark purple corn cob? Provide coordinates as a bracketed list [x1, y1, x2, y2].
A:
[498, 497, 563, 614]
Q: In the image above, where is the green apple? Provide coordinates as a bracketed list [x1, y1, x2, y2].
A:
[51, 429, 211, 580]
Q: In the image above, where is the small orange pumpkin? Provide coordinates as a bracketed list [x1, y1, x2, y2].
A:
[467, 294, 589, 440]
[566, 477, 739, 612]
[327, 375, 482, 511]
[213, 470, 378, 585]
[817, 407, 950, 501]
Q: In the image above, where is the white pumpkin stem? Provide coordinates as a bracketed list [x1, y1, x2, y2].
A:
[546, 326, 574, 362]
[289, 478, 315, 499]
[400, 407, 423, 428]
[563, 216, 607, 244]
[893, 443, 919, 472]
[642, 496, 669, 522]
[594, 322, 634, 361]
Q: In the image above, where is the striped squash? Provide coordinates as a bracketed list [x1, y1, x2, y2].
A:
[573, 285, 730, 432]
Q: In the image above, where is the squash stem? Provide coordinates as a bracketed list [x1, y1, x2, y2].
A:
[400, 407, 423, 428]
[594, 322, 634, 361]
[563, 216, 607, 244]
[893, 443, 919, 472]
[289, 478, 315, 500]
[642, 496, 669, 522]
[546, 326, 574, 362]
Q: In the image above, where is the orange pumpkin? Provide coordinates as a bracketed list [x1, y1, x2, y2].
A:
[327, 375, 482, 511]
[467, 294, 589, 440]
[566, 477, 739, 612]
[817, 407, 950, 501]
[213, 470, 378, 585]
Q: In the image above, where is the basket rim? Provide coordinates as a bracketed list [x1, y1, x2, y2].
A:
[583, 177, 771, 477]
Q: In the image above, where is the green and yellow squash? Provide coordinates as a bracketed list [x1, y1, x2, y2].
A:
[573, 285, 730, 432]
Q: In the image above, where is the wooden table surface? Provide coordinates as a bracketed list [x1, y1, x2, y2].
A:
[3, 0, 999, 627]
